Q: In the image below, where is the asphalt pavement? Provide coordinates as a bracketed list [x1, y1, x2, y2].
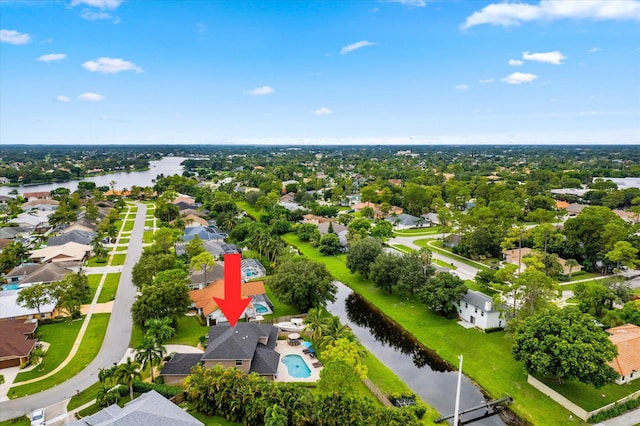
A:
[0, 203, 146, 422]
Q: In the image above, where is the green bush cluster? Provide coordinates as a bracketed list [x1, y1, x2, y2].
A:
[131, 380, 182, 398]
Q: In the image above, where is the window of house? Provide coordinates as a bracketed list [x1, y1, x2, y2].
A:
[235, 360, 242, 366]
[499, 321, 502, 327]
[465, 303, 468, 308]
[474, 307, 477, 313]
[481, 311, 484, 317]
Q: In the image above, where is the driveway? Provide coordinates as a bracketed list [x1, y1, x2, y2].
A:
[0, 203, 146, 421]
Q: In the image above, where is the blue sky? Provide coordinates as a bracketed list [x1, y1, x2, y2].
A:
[1, 0, 639, 145]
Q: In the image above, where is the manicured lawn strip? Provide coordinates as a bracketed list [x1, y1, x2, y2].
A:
[87, 274, 102, 301]
[130, 324, 144, 348]
[394, 226, 441, 236]
[414, 239, 489, 271]
[85, 256, 108, 267]
[184, 407, 241, 425]
[13, 318, 84, 383]
[143, 230, 154, 243]
[113, 220, 123, 230]
[110, 253, 126, 266]
[68, 381, 101, 411]
[265, 283, 303, 318]
[165, 315, 209, 346]
[389, 244, 455, 269]
[544, 376, 640, 411]
[144, 219, 154, 227]
[0, 417, 29, 426]
[97, 272, 121, 303]
[236, 200, 264, 221]
[123, 220, 135, 232]
[563, 272, 602, 282]
[116, 245, 128, 251]
[129, 206, 138, 212]
[10, 314, 110, 398]
[281, 233, 586, 426]
[119, 237, 130, 244]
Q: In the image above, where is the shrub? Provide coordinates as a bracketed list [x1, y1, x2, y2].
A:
[588, 396, 640, 423]
[131, 380, 182, 398]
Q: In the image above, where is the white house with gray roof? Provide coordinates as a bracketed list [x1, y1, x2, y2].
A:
[456, 290, 506, 331]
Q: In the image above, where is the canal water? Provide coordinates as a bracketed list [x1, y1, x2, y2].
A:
[0, 156, 187, 196]
[327, 282, 513, 426]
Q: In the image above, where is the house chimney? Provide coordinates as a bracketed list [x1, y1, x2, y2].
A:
[484, 301, 492, 311]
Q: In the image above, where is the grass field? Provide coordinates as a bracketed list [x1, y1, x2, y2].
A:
[118, 237, 130, 244]
[281, 233, 588, 425]
[388, 244, 456, 269]
[414, 238, 489, 271]
[143, 230, 154, 243]
[13, 318, 84, 383]
[10, 314, 110, 398]
[393, 226, 442, 236]
[85, 256, 108, 267]
[110, 253, 126, 266]
[87, 274, 102, 301]
[67, 381, 102, 411]
[235, 200, 264, 221]
[265, 283, 303, 318]
[0, 417, 29, 426]
[97, 272, 121, 303]
[144, 219, 154, 227]
[123, 220, 135, 232]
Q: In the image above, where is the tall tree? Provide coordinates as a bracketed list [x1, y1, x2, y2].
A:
[346, 237, 382, 279]
[267, 257, 336, 311]
[135, 335, 166, 382]
[512, 307, 618, 387]
[190, 251, 216, 286]
[370, 252, 403, 294]
[131, 269, 192, 329]
[419, 272, 468, 318]
[16, 283, 50, 318]
[145, 317, 175, 343]
[605, 241, 639, 273]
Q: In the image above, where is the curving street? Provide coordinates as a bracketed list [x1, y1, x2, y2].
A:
[0, 203, 146, 421]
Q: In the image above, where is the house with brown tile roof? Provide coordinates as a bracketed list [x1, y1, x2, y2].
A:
[23, 191, 51, 201]
[172, 214, 208, 228]
[0, 319, 38, 369]
[190, 280, 269, 326]
[29, 241, 91, 264]
[607, 323, 640, 384]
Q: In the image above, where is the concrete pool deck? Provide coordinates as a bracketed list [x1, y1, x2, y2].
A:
[274, 340, 322, 383]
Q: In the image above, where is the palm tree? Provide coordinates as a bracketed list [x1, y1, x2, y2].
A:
[115, 357, 142, 400]
[565, 258, 579, 279]
[135, 336, 166, 382]
[319, 315, 352, 349]
[145, 317, 175, 343]
[303, 308, 325, 344]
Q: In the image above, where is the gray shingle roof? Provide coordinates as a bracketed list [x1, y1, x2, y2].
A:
[461, 290, 495, 312]
[68, 390, 203, 426]
[20, 263, 71, 285]
[160, 353, 202, 375]
[202, 323, 275, 361]
[250, 347, 280, 375]
[48, 230, 96, 246]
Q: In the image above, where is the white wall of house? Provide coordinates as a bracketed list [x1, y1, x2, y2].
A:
[456, 298, 504, 330]
[615, 371, 640, 385]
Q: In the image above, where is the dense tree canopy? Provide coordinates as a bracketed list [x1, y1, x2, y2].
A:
[512, 307, 618, 387]
[346, 237, 383, 279]
[267, 257, 336, 311]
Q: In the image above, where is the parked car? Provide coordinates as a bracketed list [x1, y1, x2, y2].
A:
[30, 408, 45, 426]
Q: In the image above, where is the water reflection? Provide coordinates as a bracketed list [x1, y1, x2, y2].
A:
[346, 292, 451, 372]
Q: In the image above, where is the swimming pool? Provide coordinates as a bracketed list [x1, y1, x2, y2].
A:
[281, 354, 311, 378]
[2, 283, 19, 291]
[244, 270, 256, 277]
[254, 303, 269, 314]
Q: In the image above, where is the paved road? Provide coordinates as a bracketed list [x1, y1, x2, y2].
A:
[0, 203, 146, 421]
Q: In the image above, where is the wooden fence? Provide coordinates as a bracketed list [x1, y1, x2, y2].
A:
[362, 378, 392, 407]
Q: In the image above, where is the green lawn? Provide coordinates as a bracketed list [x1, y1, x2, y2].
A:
[123, 220, 135, 232]
[113, 220, 123, 230]
[236, 200, 264, 221]
[67, 381, 102, 411]
[414, 239, 489, 271]
[544, 376, 640, 411]
[281, 233, 587, 426]
[129, 206, 138, 213]
[87, 274, 102, 302]
[13, 318, 84, 383]
[119, 237, 130, 244]
[563, 272, 602, 282]
[97, 272, 121, 303]
[10, 314, 110, 398]
[110, 253, 126, 266]
[388, 244, 455, 269]
[393, 226, 441, 236]
[144, 219, 154, 227]
[0, 417, 29, 426]
[85, 256, 109, 267]
[143, 230, 154, 243]
[265, 283, 303, 318]
[116, 245, 128, 251]
[183, 406, 241, 425]
[165, 315, 209, 347]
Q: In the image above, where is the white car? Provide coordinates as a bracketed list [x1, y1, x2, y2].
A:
[30, 408, 45, 426]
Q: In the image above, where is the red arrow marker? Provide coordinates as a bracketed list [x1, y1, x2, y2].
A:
[214, 253, 251, 327]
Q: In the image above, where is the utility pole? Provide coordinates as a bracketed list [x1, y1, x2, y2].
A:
[453, 355, 463, 426]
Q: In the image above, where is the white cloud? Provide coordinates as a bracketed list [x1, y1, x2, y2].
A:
[71, 0, 123, 9]
[383, 0, 428, 7]
[340, 40, 376, 55]
[78, 92, 105, 101]
[508, 59, 524, 66]
[0, 29, 31, 45]
[81, 9, 113, 20]
[523, 50, 566, 64]
[247, 86, 274, 96]
[82, 57, 142, 73]
[37, 53, 67, 62]
[501, 72, 538, 84]
[56, 95, 71, 103]
[462, 0, 640, 29]
[479, 78, 495, 84]
[313, 107, 333, 116]
[455, 84, 468, 91]
[589, 47, 602, 53]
